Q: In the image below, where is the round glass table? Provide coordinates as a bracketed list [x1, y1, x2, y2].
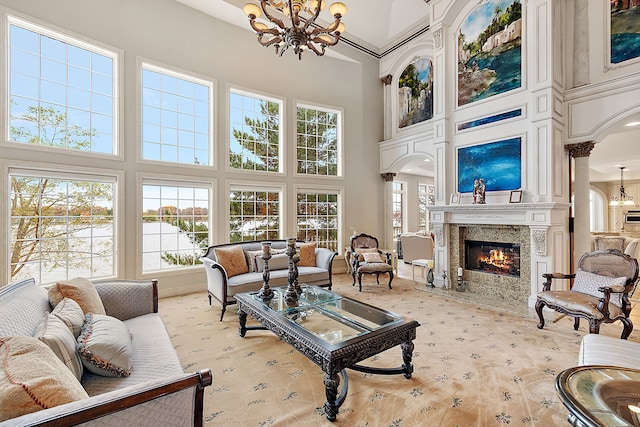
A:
[556, 365, 640, 427]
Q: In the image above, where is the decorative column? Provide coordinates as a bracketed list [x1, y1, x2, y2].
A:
[567, 141, 595, 261]
[573, 0, 590, 87]
[381, 75, 393, 140]
[381, 172, 396, 251]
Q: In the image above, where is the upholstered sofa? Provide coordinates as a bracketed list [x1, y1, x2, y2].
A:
[578, 333, 640, 369]
[591, 235, 639, 260]
[201, 240, 337, 320]
[0, 277, 212, 426]
[399, 232, 435, 264]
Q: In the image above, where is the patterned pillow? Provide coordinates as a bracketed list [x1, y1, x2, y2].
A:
[0, 336, 88, 422]
[572, 269, 627, 307]
[214, 245, 249, 278]
[363, 252, 385, 263]
[51, 297, 85, 338]
[34, 314, 83, 381]
[354, 248, 379, 262]
[48, 277, 106, 315]
[298, 242, 317, 267]
[77, 313, 133, 377]
[244, 249, 263, 273]
[594, 236, 625, 252]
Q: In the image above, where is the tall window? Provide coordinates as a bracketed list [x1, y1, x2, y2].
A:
[590, 189, 605, 232]
[9, 17, 117, 154]
[418, 184, 428, 231]
[392, 181, 406, 237]
[141, 182, 210, 273]
[9, 170, 116, 285]
[297, 191, 340, 251]
[229, 187, 281, 242]
[229, 89, 282, 172]
[141, 64, 212, 165]
[296, 104, 340, 176]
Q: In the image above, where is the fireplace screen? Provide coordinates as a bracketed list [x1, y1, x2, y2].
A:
[464, 240, 520, 277]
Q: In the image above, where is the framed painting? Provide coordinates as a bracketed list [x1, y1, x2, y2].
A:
[610, 2, 640, 65]
[457, 0, 522, 106]
[457, 137, 522, 193]
[398, 57, 433, 128]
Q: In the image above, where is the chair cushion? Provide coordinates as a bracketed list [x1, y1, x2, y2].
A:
[77, 313, 133, 378]
[298, 242, 317, 267]
[0, 336, 88, 422]
[537, 291, 625, 320]
[34, 314, 84, 381]
[214, 245, 249, 278]
[358, 263, 393, 273]
[572, 269, 627, 307]
[48, 277, 106, 315]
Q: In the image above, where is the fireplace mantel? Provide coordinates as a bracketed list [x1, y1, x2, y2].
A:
[429, 202, 570, 226]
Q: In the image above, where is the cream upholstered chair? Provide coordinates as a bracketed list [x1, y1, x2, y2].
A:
[535, 249, 639, 339]
[349, 233, 394, 292]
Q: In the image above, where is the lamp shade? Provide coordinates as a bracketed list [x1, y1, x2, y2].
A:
[243, 3, 262, 18]
[329, 2, 347, 17]
[336, 22, 345, 33]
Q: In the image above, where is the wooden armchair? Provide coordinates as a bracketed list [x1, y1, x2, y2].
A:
[349, 233, 394, 292]
[535, 249, 639, 339]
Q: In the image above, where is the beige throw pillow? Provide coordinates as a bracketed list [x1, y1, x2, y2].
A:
[51, 297, 85, 338]
[34, 314, 84, 381]
[0, 336, 89, 422]
[363, 252, 385, 264]
[354, 248, 378, 262]
[244, 249, 263, 273]
[77, 313, 133, 378]
[49, 277, 106, 315]
[214, 245, 249, 278]
[298, 242, 317, 267]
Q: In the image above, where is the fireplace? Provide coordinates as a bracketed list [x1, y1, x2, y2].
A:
[465, 240, 521, 277]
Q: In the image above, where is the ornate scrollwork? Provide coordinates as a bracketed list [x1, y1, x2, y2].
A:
[434, 226, 444, 246]
[433, 28, 442, 50]
[532, 229, 547, 256]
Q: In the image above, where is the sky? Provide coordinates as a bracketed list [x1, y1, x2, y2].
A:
[460, 0, 517, 42]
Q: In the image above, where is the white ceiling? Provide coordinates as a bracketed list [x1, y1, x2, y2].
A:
[177, 0, 638, 183]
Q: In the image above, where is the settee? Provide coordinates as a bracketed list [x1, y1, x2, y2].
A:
[399, 232, 435, 264]
[0, 277, 212, 426]
[201, 240, 337, 320]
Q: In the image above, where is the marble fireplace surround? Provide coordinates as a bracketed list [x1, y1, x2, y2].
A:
[429, 203, 570, 308]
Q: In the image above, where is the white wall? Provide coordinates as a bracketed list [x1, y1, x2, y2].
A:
[0, 0, 384, 296]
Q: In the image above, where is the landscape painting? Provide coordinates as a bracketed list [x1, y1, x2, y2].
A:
[457, 0, 522, 106]
[457, 137, 522, 193]
[398, 57, 433, 128]
[610, 1, 640, 64]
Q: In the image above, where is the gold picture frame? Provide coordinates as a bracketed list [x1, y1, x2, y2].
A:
[509, 190, 523, 203]
[450, 193, 460, 205]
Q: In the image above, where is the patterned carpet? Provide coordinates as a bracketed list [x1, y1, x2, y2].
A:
[159, 274, 638, 426]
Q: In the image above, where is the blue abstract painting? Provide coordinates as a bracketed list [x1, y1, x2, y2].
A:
[457, 137, 521, 193]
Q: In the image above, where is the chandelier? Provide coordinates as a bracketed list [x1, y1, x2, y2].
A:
[610, 166, 635, 206]
[242, 0, 347, 60]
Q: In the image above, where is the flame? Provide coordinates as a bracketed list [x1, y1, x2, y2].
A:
[479, 249, 513, 268]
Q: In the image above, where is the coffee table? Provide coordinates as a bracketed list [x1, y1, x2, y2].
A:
[556, 365, 640, 427]
[235, 285, 420, 421]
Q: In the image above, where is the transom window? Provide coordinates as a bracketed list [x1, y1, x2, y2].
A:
[8, 17, 117, 154]
[141, 64, 212, 165]
[296, 104, 340, 176]
[9, 170, 116, 285]
[141, 182, 210, 273]
[229, 187, 281, 242]
[296, 191, 340, 251]
[229, 89, 282, 173]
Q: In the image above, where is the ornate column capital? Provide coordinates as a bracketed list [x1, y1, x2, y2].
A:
[381, 172, 396, 182]
[433, 28, 443, 50]
[566, 141, 595, 158]
[381, 75, 392, 86]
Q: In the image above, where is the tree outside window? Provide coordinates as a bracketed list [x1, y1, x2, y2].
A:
[296, 105, 340, 176]
[229, 189, 280, 242]
[297, 192, 339, 251]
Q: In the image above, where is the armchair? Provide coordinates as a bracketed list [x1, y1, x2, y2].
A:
[349, 233, 394, 292]
[535, 249, 639, 339]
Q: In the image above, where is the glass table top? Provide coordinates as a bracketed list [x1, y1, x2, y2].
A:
[244, 285, 403, 344]
[557, 366, 640, 427]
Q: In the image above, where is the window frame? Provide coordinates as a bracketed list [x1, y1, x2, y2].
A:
[227, 86, 285, 175]
[2, 11, 124, 160]
[392, 180, 407, 236]
[137, 173, 215, 278]
[294, 184, 343, 252]
[4, 160, 123, 285]
[294, 100, 344, 179]
[226, 181, 285, 243]
[137, 58, 217, 169]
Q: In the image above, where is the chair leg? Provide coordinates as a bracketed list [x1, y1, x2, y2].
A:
[621, 318, 634, 340]
[574, 317, 580, 331]
[375, 273, 380, 285]
[534, 300, 546, 330]
[358, 273, 363, 292]
[352, 271, 357, 286]
[388, 271, 394, 289]
[219, 305, 226, 322]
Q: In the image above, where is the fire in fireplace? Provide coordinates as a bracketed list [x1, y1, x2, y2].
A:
[464, 240, 520, 277]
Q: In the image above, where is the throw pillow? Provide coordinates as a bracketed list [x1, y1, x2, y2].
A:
[49, 277, 106, 315]
[256, 252, 289, 271]
[363, 252, 384, 264]
[214, 245, 249, 278]
[51, 297, 85, 338]
[572, 269, 627, 307]
[0, 336, 89, 422]
[298, 242, 317, 267]
[244, 249, 263, 273]
[34, 314, 84, 381]
[354, 248, 378, 262]
[77, 313, 133, 377]
[594, 236, 626, 252]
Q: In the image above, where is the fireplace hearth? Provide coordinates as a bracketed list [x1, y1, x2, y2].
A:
[465, 240, 520, 277]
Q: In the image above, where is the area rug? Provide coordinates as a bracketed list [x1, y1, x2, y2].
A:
[159, 274, 638, 426]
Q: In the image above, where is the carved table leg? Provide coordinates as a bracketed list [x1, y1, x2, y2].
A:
[238, 308, 247, 337]
[401, 340, 415, 379]
[323, 372, 340, 422]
